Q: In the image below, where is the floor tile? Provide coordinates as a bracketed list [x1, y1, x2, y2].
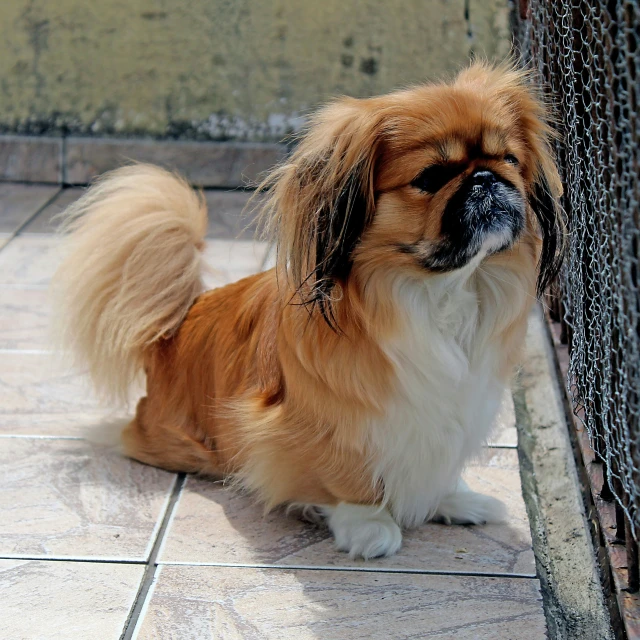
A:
[0, 559, 142, 639]
[487, 391, 517, 447]
[20, 187, 85, 234]
[0, 286, 51, 350]
[201, 239, 269, 289]
[0, 412, 130, 439]
[135, 565, 547, 640]
[0, 438, 176, 560]
[18, 187, 262, 239]
[0, 183, 60, 233]
[0, 237, 268, 287]
[261, 243, 276, 271]
[159, 449, 534, 575]
[0, 352, 102, 415]
[204, 189, 259, 239]
[0, 236, 63, 285]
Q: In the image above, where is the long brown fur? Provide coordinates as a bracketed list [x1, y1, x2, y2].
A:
[52, 62, 564, 515]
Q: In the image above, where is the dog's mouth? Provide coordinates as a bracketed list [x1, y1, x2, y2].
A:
[409, 169, 525, 273]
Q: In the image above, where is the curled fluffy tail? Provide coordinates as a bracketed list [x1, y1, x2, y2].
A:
[52, 164, 207, 403]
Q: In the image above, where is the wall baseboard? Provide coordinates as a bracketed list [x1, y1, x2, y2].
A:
[0, 135, 287, 188]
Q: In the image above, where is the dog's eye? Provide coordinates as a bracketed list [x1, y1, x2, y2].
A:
[411, 164, 461, 194]
[504, 154, 519, 166]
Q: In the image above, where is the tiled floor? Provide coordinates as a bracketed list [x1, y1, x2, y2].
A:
[0, 184, 547, 639]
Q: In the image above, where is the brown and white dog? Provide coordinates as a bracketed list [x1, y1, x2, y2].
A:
[52, 62, 564, 559]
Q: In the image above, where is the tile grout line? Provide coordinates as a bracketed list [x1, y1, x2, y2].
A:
[0, 555, 146, 564]
[120, 472, 186, 640]
[0, 187, 62, 255]
[129, 565, 163, 640]
[140, 474, 183, 563]
[154, 561, 538, 580]
[0, 554, 537, 579]
[151, 474, 189, 563]
[485, 443, 518, 449]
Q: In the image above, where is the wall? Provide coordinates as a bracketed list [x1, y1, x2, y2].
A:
[0, 0, 512, 141]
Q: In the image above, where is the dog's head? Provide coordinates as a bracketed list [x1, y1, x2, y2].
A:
[264, 62, 565, 328]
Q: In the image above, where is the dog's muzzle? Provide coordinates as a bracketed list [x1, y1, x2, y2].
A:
[421, 169, 525, 272]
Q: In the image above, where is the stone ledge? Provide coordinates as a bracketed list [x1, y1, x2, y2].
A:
[0, 135, 287, 188]
[515, 307, 614, 640]
[0, 136, 62, 184]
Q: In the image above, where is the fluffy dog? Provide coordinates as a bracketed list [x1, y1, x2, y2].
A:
[53, 62, 564, 559]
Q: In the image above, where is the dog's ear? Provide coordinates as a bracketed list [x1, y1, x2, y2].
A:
[529, 152, 566, 296]
[261, 99, 384, 329]
[510, 75, 566, 297]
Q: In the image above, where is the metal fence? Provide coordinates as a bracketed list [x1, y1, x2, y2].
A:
[515, 0, 640, 591]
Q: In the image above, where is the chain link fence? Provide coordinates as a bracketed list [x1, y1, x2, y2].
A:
[515, 0, 640, 590]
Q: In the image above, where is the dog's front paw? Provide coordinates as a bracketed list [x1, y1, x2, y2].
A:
[325, 503, 402, 559]
[434, 487, 507, 525]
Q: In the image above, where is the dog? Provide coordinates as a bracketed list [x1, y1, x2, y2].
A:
[52, 62, 564, 559]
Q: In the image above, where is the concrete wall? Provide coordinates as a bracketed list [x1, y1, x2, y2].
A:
[0, 1, 512, 142]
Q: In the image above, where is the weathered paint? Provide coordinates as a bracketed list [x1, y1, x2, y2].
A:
[0, 0, 512, 141]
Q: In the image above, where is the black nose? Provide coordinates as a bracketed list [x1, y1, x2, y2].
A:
[470, 169, 497, 187]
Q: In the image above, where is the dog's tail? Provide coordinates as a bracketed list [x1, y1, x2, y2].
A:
[52, 164, 207, 403]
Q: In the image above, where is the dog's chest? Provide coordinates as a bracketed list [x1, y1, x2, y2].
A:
[369, 278, 505, 526]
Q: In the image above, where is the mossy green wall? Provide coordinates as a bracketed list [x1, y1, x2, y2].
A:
[0, 1, 512, 141]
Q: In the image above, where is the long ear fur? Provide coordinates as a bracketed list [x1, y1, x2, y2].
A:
[521, 99, 566, 297]
[259, 99, 383, 329]
[530, 158, 566, 296]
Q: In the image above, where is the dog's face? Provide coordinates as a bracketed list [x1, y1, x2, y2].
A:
[266, 63, 565, 326]
[364, 96, 532, 276]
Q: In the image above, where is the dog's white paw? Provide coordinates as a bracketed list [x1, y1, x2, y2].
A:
[434, 484, 507, 525]
[324, 503, 402, 559]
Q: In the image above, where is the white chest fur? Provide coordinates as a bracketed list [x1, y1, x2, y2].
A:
[370, 263, 524, 527]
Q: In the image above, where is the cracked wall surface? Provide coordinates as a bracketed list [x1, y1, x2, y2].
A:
[0, 0, 512, 141]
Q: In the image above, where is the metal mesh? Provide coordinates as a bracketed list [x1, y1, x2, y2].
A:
[516, 1, 640, 540]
